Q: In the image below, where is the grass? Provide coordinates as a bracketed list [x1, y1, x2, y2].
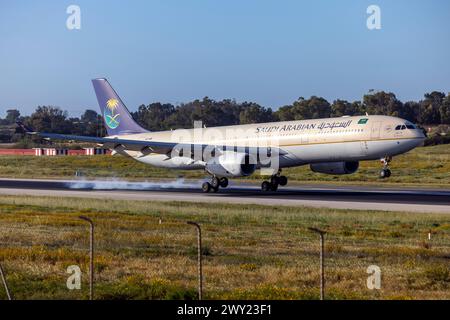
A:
[0, 144, 450, 187]
[0, 195, 448, 300]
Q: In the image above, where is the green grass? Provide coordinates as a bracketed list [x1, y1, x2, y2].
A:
[0, 195, 448, 300]
[0, 144, 450, 187]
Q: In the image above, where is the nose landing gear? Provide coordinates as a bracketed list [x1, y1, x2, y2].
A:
[379, 156, 392, 178]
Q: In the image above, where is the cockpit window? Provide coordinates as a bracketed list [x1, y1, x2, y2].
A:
[395, 123, 416, 130]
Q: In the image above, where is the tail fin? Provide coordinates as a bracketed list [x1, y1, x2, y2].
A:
[16, 121, 35, 134]
[92, 78, 148, 136]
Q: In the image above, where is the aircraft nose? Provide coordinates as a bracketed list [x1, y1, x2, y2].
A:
[419, 128, 427, 139]
[416, 129, 427, 146]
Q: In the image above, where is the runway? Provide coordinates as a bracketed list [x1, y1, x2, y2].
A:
[0, 178, 449, 214]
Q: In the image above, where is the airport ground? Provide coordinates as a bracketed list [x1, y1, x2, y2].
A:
[0, 178, 449, 213]
[0, 144, 449, 300]
[0, 195, 449, 300]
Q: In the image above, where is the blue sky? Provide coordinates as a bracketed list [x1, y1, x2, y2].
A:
[0, 0, 449, 116]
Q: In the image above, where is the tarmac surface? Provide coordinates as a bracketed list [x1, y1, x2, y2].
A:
[0, 178, 449, 213]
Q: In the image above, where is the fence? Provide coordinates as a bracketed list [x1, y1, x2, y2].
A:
[0, 210, 449, 300]
[0, 148, 110, 157]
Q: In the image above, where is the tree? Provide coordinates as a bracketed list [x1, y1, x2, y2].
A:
[402, 101, 421, 123]
[419, 91, 445, 124]
[165, 103, 197, 129]
[5, 109, 21, 124]
[189, 97, 240, 127]
[80, 109, 104, 136]
[276, 96, 331, 121]
[331, 100, 362, 117]
[133, 103, 176, 131]
[441, 93, 450, 124]
[304, 96, 331, 119]
[81, 109, 99, 123]
[239, 103, 274, 124]
[165, 97, 242, 129]
[362, 91, 403, 117]
[28, 106, 72, 133]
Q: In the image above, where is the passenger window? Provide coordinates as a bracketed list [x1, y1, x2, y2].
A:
[395, 125, 401, 130]
[401, 125, 406, 130]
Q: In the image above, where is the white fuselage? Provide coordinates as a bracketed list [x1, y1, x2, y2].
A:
[111, 115, 425, 172]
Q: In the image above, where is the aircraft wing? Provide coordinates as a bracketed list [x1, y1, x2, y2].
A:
[36, 132, 178, 154]
[17, 122, 286, 157]
[18, 122, 182, 154]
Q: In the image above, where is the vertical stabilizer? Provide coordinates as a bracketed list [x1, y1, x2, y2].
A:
[92, 78, 148, 136]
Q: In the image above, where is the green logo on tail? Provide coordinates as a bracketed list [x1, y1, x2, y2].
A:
[105, 99, 120, 129]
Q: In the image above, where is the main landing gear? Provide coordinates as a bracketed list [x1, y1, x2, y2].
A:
[379, 156, 392, 179]
[202, 176, 229, 193]
[261, 172, 288, 192]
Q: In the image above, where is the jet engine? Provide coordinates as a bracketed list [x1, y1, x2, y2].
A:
[205, 151, 256, 177]
[310, 161, 359, 175]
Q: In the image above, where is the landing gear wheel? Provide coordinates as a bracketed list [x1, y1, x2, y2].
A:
[385, 169, 391, 177]
[270, 183, 278, 191]
[202, 182, 212, 193]
[211, 186, 219, 193]
[261, 181, 271, 192]
[270, 176, 279, 186]
[379, 169, 391, 179]
[269, 176, 279, 191]
[219, 177, 229, 188]
[379, 156, 393, 179]
[278, 176, 288, 186]
[211, 176, 220, 189]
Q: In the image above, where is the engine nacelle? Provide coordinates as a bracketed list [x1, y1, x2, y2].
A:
[310, 161, 359, 175]
[205, 151, 256, 177]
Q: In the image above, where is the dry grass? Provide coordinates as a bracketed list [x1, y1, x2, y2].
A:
[0, 195, 448, 300]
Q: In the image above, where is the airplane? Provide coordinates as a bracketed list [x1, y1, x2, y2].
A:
[18, 78, 426, 193]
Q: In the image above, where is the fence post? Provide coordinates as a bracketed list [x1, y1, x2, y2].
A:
[0, 263, 12, 300]
[187, 221, 203, 300]
[79, 216, 94, 300]
[308, 227, 326, 300]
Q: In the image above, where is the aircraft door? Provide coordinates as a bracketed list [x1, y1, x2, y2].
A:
[371, 121, 382, 139]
